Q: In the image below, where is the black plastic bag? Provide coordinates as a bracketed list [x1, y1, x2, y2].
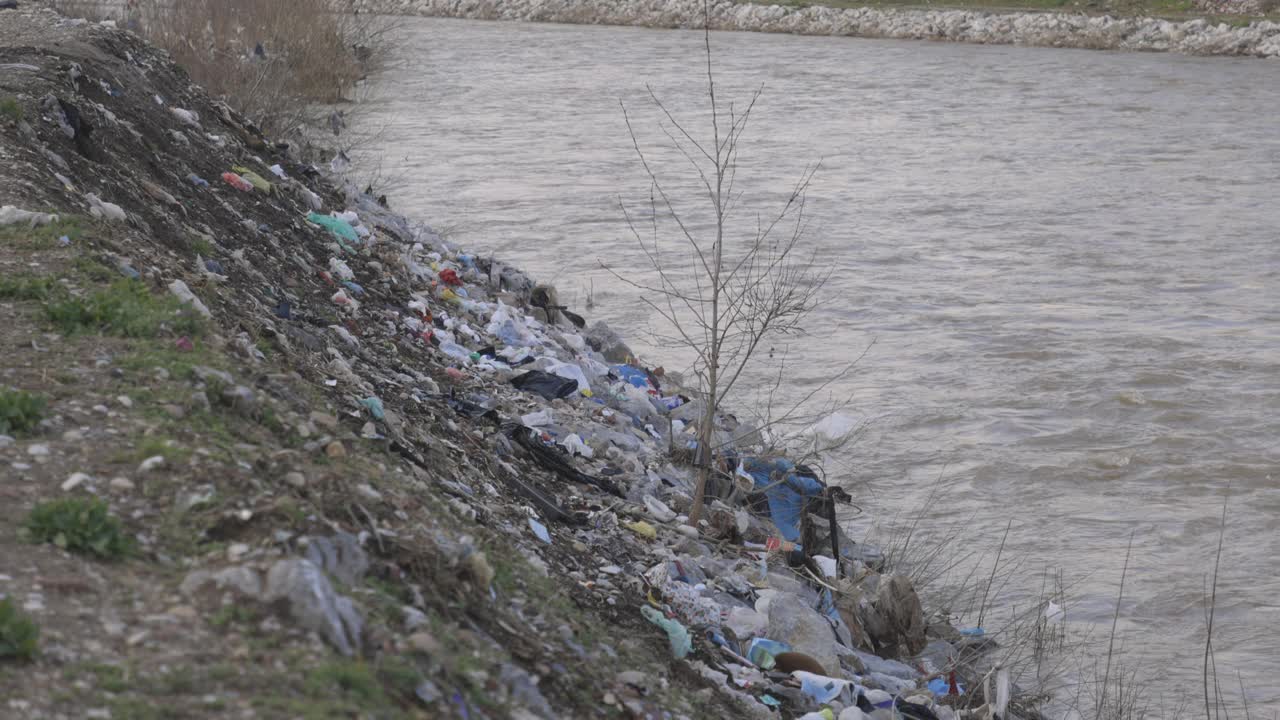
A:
[510, 370, 577, 401]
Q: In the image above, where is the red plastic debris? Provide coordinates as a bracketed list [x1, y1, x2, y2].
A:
[438, 268, 462, 287]
[221, 172, 253, 192]
[174, 336, 194, 352]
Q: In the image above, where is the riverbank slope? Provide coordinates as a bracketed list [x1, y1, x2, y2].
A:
[0, 4, 1023, 720]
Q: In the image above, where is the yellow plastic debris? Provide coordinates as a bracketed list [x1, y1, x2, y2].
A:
[626, 520, 656, 540]
[231, 165, 273, 193]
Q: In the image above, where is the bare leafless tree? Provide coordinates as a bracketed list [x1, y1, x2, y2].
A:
[602, 0, 846, 525]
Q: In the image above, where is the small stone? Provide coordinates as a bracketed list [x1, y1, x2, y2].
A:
[403, 606, 428, 630]
[356, 483, 382, 501]
[27, 444, 50, 457]
[61, 429, 84, 442]
[324, 441, 345, 458]
[166, 605, 198, 621]
[163, 404, 186, 419]
[61, 472, 91, 492]
[116, 395, 133, 408]
[92, 404, 110, 415]
[222, 385, 257, 417]
[283, 471, 306, 488]
[603, 691, 617, 705]
[138, 455, 166, 473]
[190, 391, 211, 412]
[599, 565, 622, 575]
[310, 411, 339, 430]
[227, 543, 251, 561]
[126, 630, 149, 646]
[0, 435, 14, 449]
[408, 631, 441, 655]
[109, 477, 135, 492]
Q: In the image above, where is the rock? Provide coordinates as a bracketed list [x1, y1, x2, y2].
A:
[192, 366, 234, 386]
[27, 443, 50, 456]
[304, 531, 369, 586]
[109, 476, 134, 492]
[220, 385, 258, 417]
[464, 551, 494, 587]
[310, 410, 339, 430]
[263, 558, 363, 656]
[61, 472, 90, 491]
[408, 631, 441, 655]
[283, 471, 306, 488]
[324, 440, 346, 458]
[403, 606, 428, 630]
[138, 455, 166, 473]
[876, 575, 928, 657]
[180, 566, 263, 599]
[189, 391, 211, 413]
[499, 663, 555, 719]
[584, 321, 633, 364]
[766, 593, 839, 677]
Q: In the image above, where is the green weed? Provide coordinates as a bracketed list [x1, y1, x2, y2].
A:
[0, 96, 22, 123]
[0, 597, 39, 661]
[23, 498, 133, 560]
[0, 388, 46, 435]
[0, 275, 59, 302]
[0, 216, 85, 248]
[45, 279, 205, 338]
[304, 661, 384, 704]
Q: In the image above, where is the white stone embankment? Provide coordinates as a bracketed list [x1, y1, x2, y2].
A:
[354, 0, 1280, 57]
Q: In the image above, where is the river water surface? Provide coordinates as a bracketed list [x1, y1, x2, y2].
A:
[360, 17, 1280, 713]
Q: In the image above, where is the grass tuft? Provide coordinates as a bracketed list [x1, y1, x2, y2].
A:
[0, 389, 46, 435]
[0, 597, 39, 661]
[0, 96, 22, 123]
[23, 497, 134, 560]
[0, 275, 60, 302]
[45, 279, 205, 338]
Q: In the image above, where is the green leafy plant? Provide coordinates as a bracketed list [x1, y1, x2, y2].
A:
[45, 279, 205, 338]
[0, 96, 22, 123]
[0, 275, 59, 302]
[24, 498, 133, 560]
[0, 597, 39, 661]
[0, 389, 46, 435]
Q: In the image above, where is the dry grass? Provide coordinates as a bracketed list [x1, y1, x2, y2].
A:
[130, 0, 391, 135]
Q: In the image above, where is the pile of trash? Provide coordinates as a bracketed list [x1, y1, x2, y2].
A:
[0, 4, 1026, 718]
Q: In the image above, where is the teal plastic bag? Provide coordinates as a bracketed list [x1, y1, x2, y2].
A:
[640, 606, 691, 659]
[307, 212, 358, 243]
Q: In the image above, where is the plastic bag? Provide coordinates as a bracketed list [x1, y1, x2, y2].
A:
[510, 370, 576, 401]
[307, 212, 358, 242]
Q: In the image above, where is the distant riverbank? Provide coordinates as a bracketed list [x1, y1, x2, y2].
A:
[353, 0, 1280, 57]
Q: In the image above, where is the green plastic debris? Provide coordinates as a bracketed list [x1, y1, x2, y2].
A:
[307, 212, 358, 243]
[231, 166, 273, 193]
[640, 605, 691, 659]
[360, 396, 384, 420]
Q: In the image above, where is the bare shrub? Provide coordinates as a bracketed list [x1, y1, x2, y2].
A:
[132, 0, 390, 135]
